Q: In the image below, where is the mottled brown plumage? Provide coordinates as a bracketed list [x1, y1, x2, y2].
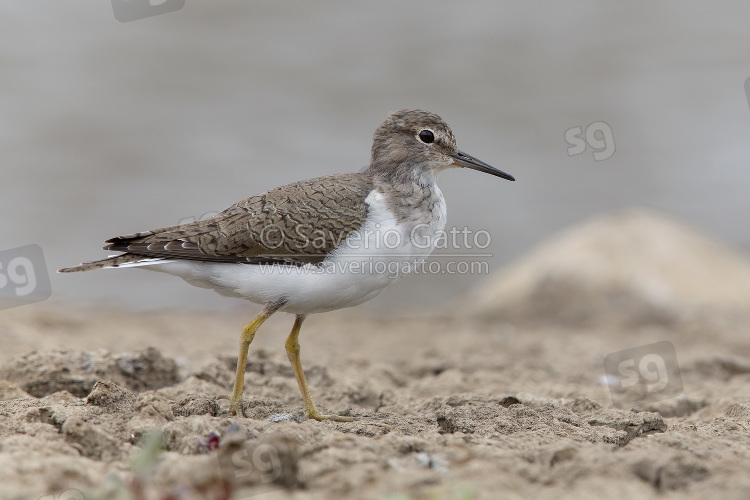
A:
[60, 173, 373, 271]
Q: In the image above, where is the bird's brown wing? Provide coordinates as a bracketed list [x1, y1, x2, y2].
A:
[60, 173, 374, 272]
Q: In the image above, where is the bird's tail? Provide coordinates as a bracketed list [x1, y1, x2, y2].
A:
[58, 254, 153, 273]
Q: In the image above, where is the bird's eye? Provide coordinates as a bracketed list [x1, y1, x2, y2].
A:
[418, 129, 435, 144]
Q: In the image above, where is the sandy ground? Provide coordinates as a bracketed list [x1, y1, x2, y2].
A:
[1, 298, 750, 500]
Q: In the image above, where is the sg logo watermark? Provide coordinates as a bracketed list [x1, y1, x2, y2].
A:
[565, 121, 615, 161]
[603, 341, 683, 408]
[219, 438, 297, 497]
[38, 489, 86, 500]
[112, 0, 185, 23]
[0, 244, 52, 310]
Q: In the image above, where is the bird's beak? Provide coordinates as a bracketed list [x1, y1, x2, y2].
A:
[450, 150, 515, 181]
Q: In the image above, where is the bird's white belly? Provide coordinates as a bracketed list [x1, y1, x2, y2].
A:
[146, 188, 447, 315]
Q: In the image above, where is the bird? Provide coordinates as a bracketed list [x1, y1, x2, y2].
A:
[59, 109, 515, 421]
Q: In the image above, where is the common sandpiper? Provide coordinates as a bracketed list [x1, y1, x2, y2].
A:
[60, 109, 515, 421]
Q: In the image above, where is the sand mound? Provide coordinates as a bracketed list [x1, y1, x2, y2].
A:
[464, 208, 750, 326]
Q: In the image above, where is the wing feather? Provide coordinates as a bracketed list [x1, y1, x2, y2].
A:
[102, 173, 374, 267]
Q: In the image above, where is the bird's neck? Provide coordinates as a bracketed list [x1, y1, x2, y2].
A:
[372, 166, 445, 225]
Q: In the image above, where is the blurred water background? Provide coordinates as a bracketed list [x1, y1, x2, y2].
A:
[2, 1, 749, 313]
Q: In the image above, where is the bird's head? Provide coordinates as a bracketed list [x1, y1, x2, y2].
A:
[367, 109, 515, 183]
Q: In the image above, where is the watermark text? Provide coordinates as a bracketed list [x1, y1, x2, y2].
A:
[565, 121, 615, 160]
[603, 341, 683, 408]
[0, 244, 52, 310]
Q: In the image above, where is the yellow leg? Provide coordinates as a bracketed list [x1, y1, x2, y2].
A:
[229, 302, 283, 416]
[285, 315, 353, 422]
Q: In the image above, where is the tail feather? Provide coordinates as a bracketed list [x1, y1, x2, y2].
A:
[58, 254, 156, 273]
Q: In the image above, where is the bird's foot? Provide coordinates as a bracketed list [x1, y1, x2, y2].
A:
[231, 397, 246, 417]
[215, 394, 245, 417]
[306, 408, 354, 422]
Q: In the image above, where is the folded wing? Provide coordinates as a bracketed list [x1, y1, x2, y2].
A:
[59, 173, 373, 272]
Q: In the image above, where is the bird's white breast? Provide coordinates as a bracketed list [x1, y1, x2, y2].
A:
[145, 187, 447, 315]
